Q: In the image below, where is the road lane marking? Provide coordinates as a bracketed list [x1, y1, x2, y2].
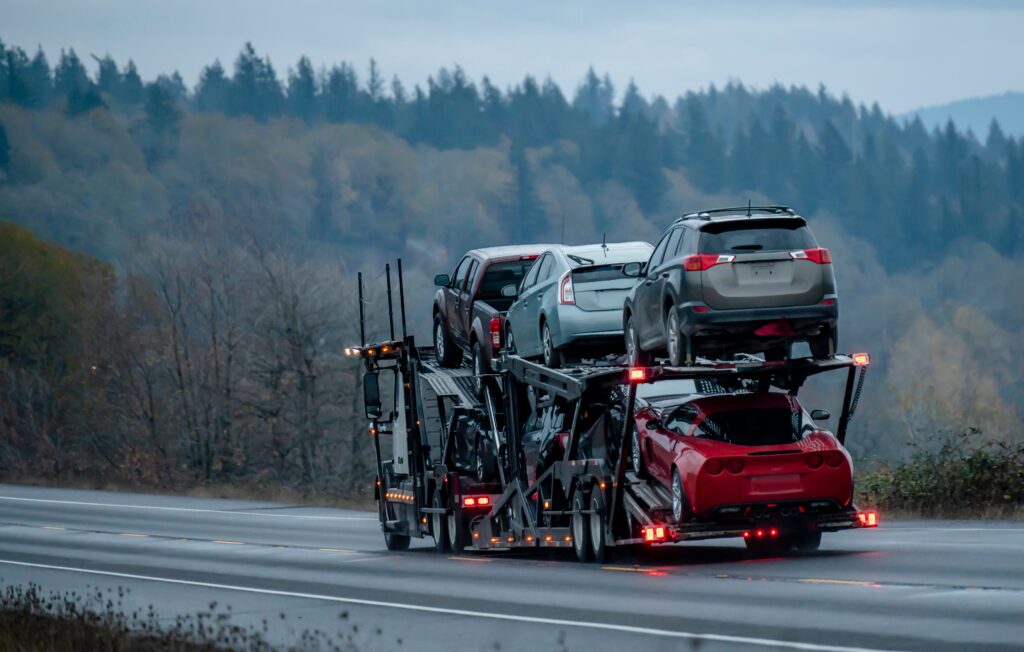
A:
[319, 548, 356, 553]
[213, 540, 244, 545]
[0, 496, 373, 521]
[448, 556, 493, 562]
[120, 533, 148, 538]
[0, 559, 903, 652]
[41, 526, 65, 531]
[799, 579, 877, 587]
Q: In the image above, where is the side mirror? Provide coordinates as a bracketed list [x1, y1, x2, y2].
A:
[501, 283, 518, 298]
[622, 261, 643, 278]
[433, 274, 450, 287]
[811, 409, 831, 421]
[363, 373, 383, 420]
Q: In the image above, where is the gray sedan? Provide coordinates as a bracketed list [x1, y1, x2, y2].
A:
[503, 241, 653, 367]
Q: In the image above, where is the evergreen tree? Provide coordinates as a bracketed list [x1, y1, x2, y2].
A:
[53, 48, 89, 95]
[93, 54, 121, 98]
[505, 143, 545, 242]
[65, 85, 105, 116]
[118, 60, 144, 105]
[228, 43, 283, 121]
[195, 60, 229, 113]
[682, 94, 724, 191]
[323, 63, 358, 123]
[4, 47, 33, 107]
[286, 56, 318, 123]
[620, 79, 647, 116]
[142, 80, 182, 166]
[986, 119, 1007, 155]
[26, 48, 53, 107]
[572, 67, 614, 125]
[0, 121, 10, 171]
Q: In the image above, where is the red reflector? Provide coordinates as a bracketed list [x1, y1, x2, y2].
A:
[806, 453, 823, 469]
[852, 352, 870, 366]
[824, 451, 844, 468]
[693, 305, 711, 313]
[705, 459, 724, 475]
[490, 316, 502, 349]
[769, 528, 778, 537]
[629, 368, 647, 382]
[822, 298, 836, 306]
[742, 531, 750, 539]
[725, 458, 745, 474]
[755, 529, 765, 539]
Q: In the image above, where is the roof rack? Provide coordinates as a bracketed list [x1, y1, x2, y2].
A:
[678, 205, 796, 222]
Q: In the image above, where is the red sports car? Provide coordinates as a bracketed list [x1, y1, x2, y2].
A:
[631, 384, 853, 527]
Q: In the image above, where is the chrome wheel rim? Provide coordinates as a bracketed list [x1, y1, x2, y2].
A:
[572, 495, 585, 552]
[672, 474, 683, 522]
[667, 312, 679, 363]
[506, 329, 516, 354]
[627, 322, 638, 365]
[435, 323, 445, 359]
[473, 349, 483, 394]
[432, 497, 444, 546]
[589, 494, 602, 546]
[631, 431, 641, 474]
[447, 511, 458, 548]
[543, 326, 553, 363]
[475, 441, 485, 481]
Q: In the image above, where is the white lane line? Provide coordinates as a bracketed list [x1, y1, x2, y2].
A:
[0, 496, 373, 521]
[0, 559, 902, 652]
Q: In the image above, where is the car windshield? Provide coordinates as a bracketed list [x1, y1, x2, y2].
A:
[695, 406, 803, 446]
[636, 379, 697, 400]
[699, 225, 815, 254]
[478, 260, 536, 301]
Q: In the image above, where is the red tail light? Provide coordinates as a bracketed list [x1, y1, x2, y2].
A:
[684, 254, 735, 272]
[824, 451, 844, 468]
[857, 510, 879, 527]
[628, 368, 648, 382]
[643, 525, 668, 543]
[725, 458, 745, 474]
[705, 459, 724, 475]
[806, 453, 823, 469]
[489, 316, 502, 350]
[790, 248, 832, 264]
[852, 352, 870, 366]
[559, 271, 575, 305]
[463, 496, 491, 508]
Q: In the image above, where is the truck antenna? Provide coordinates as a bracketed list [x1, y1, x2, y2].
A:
[747, 199, 752, 217]
[385, 263, 395, 340]
[357, 272, 366, 347]
[561, 212, 566, 245]
[602, 231, 607, 250]
[397, 258, 408, 340]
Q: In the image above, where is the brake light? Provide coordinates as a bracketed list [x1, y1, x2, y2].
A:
[489, 316, 502, 349]
[705, 459, 724, 475]
[824, 451, 844, 468]
[463, 496, 491, 508]
[559, 272, 575, 305]
[629, 368, 648, 382]
[643, 525, 668, 542]
[806, 453, 823, 469]
[857, 510, 879, 527]
[852, 352, 870, 366]
[725, 458, 745, 474]
[790, 248, 832, 264]
[683, 254, 735, 272]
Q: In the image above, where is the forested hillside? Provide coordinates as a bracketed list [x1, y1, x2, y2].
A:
[0, 40, 1021, 491]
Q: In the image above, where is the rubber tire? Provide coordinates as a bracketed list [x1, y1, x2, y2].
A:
[765, 342, 791, 362]
[809, 326, 837, 360]
[434, 315, 463, 367]
[384, 530, 411, 551]
[792, 530, 822, 553]
[431, 491, 450, 553]
[666, 309, 685, 366]
[745, 536, 786, 558]
[571, 487, 592, 562]
[447, 507, 467, 552]
[631, 429, 644, 477]
[471, 341, 486, 399]
[589, 489, 609, 563]
[474, 436, 496, 483]
[626, 316, 653, 366]
[542, 323, 563, 368]
[506, 326, 517, 355]
[670, 469, 690, 525]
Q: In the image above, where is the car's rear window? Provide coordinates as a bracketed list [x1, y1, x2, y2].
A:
[478, 260, 536, 302]
[699, 225, 815, 254]
[694, 407, 802, 446]
[571, 263, 631, 282]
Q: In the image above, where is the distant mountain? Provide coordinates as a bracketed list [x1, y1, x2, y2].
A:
[903, 91, 1024, 140]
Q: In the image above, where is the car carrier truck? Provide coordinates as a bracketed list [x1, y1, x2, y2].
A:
[347, 260, 878, 561]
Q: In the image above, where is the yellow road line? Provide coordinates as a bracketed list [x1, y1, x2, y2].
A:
[601, 566, 654, 573]
[449, 556, 493, 562]
[213, 540, 244, 545]
[799, 578, 875, 586]
[120, 533, 148, 537]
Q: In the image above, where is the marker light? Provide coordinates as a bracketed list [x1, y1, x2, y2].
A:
[852, 352, 870, 366]
[462, 496, 491, 508]
[629, 368, 648, 382]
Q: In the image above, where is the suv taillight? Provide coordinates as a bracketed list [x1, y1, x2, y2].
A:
[559, 272, 575, 305]
[489, 316, 502, 350]
[683, 254, 735, 272]
[790, 247, 832, 264]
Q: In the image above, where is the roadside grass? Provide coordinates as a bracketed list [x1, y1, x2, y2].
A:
[0, 584, 368, 651]
[856, 430, 1024, 519]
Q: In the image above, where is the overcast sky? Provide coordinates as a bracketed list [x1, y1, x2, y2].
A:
[5, 0, 1022, 114]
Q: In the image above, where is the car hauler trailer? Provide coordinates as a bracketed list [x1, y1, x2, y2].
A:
[349, 260, 878, 561]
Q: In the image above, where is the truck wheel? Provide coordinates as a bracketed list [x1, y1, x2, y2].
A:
[447, 507, 467, 551]
[666, 310, 685, 366]
[434, 315, 463, 367]
[791, 531, 822, 553]
[474, 436, 496, 483]
[432, 491, 450, 553]
[589, 488, 609, 563]
[744, 536, 785, 557]
[809, 326, 837, 360]
[571, 487, 592, 562]
[471, 341, 486, 399]
[384, 530, 411, 551]
[670, 469, 690, 525]
[626, 316, 652, 366]
[541, 323, 563, 368]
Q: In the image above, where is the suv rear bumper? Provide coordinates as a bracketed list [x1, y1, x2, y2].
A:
[677, 299, 838, 337]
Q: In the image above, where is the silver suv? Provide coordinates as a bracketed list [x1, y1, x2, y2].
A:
[622, 206, 838, 365]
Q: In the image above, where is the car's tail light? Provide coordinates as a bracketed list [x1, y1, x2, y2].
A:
[857, 510, 879, 527]
[684, 254, 735, 272]
[489, 316, 502, 350]
[693, 305, 711, 313]
[824, 451, 844, 468]
[725, 458, 745, 474]
[806, 453, 823, 469]
[463, 496, 491, 508]
[705, 459, 724, 475]
[790, 248, 832, 264]
[559, 272, 574, 305]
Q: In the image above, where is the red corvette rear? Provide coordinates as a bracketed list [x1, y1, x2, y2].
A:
[633, 392, 853, 522]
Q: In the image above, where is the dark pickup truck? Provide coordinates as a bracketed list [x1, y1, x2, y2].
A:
[433, 245, 550, 396]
